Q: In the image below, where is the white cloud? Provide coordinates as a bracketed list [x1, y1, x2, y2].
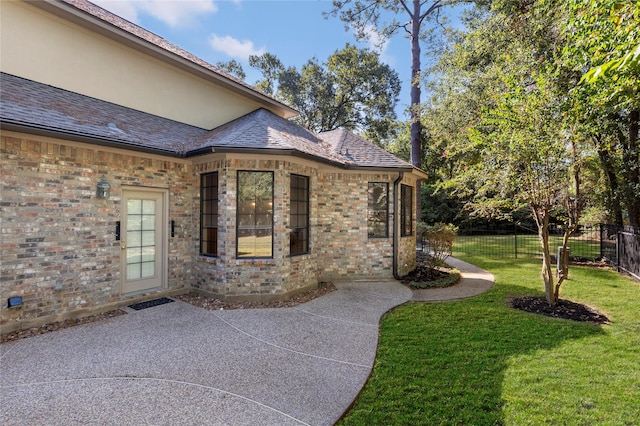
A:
[208, 34, 265, 60]
[357, 24, 394, 66]
[93, 0, 217, 28]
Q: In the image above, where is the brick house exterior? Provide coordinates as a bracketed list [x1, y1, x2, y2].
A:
[0, 0, 426, 334]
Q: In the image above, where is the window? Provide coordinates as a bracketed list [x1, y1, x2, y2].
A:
[200, 172, 218, 256]
[237, 171, 273, 258]
[401, 184, 413, 237]
[290, 174, 309, 255]
[368, 182, 388, 238]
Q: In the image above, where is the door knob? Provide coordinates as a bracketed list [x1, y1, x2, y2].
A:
[120, 239, 126, 250]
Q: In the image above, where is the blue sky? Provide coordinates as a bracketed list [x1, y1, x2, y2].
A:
[92, 0, 460, 120]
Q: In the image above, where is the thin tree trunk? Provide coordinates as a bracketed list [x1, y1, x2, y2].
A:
[532, 205, 556, 305]
[594, 135, 624, 226]
[410, 0, 422, 222]
[627, 110, 640, 227]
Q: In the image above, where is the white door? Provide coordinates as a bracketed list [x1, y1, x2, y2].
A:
[121, 189, 167, 294]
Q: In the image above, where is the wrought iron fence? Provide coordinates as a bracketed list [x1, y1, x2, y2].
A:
[422, 223, 639, 280]
[601, 224, 640, 280]
[423, 223, 602, 262]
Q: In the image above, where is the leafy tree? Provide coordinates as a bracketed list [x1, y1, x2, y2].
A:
[215, 59, 246, 81]
[562, 0, 640, 226]
[250, 44, 401, 142]
[420, 0, 589, 305]
[248, 53, 285, 95]
[327, 0, 451, 218]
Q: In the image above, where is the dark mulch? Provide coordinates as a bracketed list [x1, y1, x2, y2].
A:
[401, 264, 451, 284]
[400, 251, 459, 288]
[1, 309, 126, 344]
[509, 296, 609, 324]
[174, 281, 336, 311]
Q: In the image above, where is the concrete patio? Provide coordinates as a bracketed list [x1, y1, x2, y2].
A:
[0, 258, 494, 426]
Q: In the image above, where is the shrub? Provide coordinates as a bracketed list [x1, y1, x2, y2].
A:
[418, 222, 458, 267]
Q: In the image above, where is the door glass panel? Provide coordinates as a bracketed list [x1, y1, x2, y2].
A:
[142, 230, 155, 246]
[127, 263, 141, 280]
[141, 262, 155, 277]
[128, 199, 142, 214]
[127, 199, 157, 280]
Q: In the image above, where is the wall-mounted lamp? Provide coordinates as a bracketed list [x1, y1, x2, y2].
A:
[96, 175, 111, 199]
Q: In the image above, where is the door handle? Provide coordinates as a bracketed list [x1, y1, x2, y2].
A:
[120, 239, 126, 250]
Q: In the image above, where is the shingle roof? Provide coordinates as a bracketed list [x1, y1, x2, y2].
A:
[189, 109, 348, 165]
[320, 128, 414, 169]
[1, 72, 418, 173]
[0, 72, 203, 155]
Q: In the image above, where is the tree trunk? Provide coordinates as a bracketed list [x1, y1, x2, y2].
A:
[626, 110, 640, 227]
[410, 0, 422, 222]
[595, 137, 624, 226]
[532, 206, 557, 305]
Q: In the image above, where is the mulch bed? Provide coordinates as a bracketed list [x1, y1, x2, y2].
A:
[173, 281, 336, 311]
[400, 251, 459, 288]
[508, 296, 609, 324]
[1, 309, 127, 344]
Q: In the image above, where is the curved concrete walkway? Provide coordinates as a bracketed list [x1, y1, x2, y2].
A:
[0, 260, 493, 426]
[411, 256, 495, 302]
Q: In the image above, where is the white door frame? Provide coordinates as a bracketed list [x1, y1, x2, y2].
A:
[120, 186, 168, 295]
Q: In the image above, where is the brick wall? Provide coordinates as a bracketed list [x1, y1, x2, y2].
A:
[1, 133, 195, 333]
[192, 157, 318, 300]
[316, 172, 417, 281]
[2, 135, 418, 333]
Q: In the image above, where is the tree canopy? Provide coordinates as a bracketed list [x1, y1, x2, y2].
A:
[249, 44, 402, 143]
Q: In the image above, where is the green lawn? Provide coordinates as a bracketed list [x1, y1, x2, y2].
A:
[338, 257, 640, 425]
[453, 234, 603, 261]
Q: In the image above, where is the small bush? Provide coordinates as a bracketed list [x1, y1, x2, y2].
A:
[418, 222, 458, 267]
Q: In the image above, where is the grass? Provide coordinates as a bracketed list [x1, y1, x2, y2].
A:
[338, 256, 640, 425]
[453, 234, 603, 261]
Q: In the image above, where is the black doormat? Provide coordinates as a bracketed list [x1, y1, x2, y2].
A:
[128, 297, 174, 311]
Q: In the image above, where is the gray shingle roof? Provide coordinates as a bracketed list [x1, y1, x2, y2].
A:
[0, 73, 202, 154]
[189, 109, 348, 165]
[1, 72, 418, 172]
[320, 128, 414, 169]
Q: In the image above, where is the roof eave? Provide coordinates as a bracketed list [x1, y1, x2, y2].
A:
[33, 0, 298, 120]
[1, 120, 185, 158]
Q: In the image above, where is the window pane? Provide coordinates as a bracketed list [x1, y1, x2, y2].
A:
[290, 174, 309, 255]
[401, 184, 413, 237]
[237, 171, 273, 258]
[200, 172, 218, 256]
[368, 182, 388, 238]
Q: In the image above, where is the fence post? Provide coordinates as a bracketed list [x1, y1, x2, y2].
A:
[514, 223, 518, 259]
[599, 223, 603, 261]
[616, 229, 621, 272]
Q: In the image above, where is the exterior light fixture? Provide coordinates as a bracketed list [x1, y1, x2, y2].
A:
[96, 175, 111, 199]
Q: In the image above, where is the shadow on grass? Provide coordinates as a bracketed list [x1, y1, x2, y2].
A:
[338, 282, 606, 425]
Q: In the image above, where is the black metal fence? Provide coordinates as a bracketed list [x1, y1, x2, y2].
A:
[445, 223, 603, 262]
[601, 224, 640, 280]
[427, 224, 639, 279]
[420, 224, 640, 279]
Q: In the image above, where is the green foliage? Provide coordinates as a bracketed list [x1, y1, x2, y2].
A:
[562, 0, 640, 226]
[418, 221, 458, 266]
[214, 59, 246, 81]
[249, 44, 401, 143]
[582, 44, 640, 83]
[339, 258, 640, 425]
